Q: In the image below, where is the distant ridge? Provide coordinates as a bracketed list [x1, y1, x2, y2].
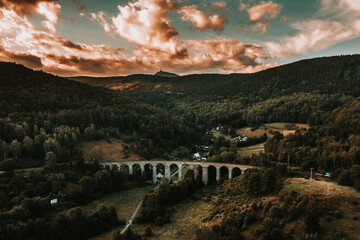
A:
[154, 70, 179, 78]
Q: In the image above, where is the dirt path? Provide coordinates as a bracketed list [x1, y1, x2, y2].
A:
[132, 197, 213, 240]
[88, 185, 153, 240]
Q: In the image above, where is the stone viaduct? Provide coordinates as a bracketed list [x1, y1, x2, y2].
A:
[100, 161, 257, 185]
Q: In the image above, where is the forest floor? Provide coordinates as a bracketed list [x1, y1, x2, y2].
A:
[79, 138, 143, 162]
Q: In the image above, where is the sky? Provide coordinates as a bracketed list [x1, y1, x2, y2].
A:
[0, 0, 359, 77]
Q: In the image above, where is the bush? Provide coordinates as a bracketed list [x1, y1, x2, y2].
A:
[269, 206, 283, 219]
[196, 227, 217, 240]
[305, 199, 320, 233]
[154, 215, 170, 226]
[262, 217, 277, 231]
[113, 227, 142, 240]
[0, 159, 17, 171]
[288, 206, 300, 220]
[244, 210, 257, 225]
[337, 170, 353, 186]
[334, 210, 343, 219]
[144, 226, 152, 237]
[263, 201, 272, 214]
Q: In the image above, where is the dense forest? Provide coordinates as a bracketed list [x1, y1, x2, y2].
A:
[72, 55, 360, 175]
[1, 54, 360, 239]
[0, 62, 203, 167]
[0, 62, 203, 240]
[73, 55, 360, 129]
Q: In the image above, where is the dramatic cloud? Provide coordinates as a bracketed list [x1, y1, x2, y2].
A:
[0, 0, 61, 33]
[9, 0, 352, 76]
[266, 0, 360, 57]
[187, 39, 270, 70]
[178, 5, 227, 31]
[36, 1, 61, 33]
[247, 1, 282, 23]
[0, 0, 58, 16]
[111, 0, 186, 57]
[243, 1, 282, 34]
[0, 45, 43, 68]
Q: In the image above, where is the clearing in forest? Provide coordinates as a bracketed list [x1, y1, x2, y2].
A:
[235, 123, 310, 157]
[236, 122, 310, 138]
[79, 138, 143, 162]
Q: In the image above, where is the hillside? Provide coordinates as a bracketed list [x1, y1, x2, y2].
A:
[70, 55, 360, 97]
[69, 55, 360, 129]
[0, 62, 202, 166]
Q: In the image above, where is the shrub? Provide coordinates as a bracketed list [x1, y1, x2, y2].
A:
[305, 199, 320, 233]
[269, 206, 283, 219]
[196, 227, 217, 240]
[0, 159, 17, 171]
[337, 170, 353, 186]
[144, 226, 152, 237]
[288, 206, 299, 220]
[262, 217, 277, 231]
[155, 216, 170, 226]
[334, 210, 343, 219]
[263, 201, 272, 214]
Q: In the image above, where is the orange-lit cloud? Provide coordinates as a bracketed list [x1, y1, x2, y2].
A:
[266, 0, 360, 57]
[36, 1, 61, 33]
[178, 5, 227, 31]
[245, 1, 282, 34]
[247, 1, 282, 23]
[266, 20, 357, 57]
[90, 11, 111, 32]
[0, 0, 57, 16]
[187, 39, 270, 70]
[212, 1, 227, 10]
[239, 3, 249, 11]
[0, 0, 61, 32]
[111, 0, 186, 58]
[252, 22, 270, 34]
[0, 0, 277, 76]
[0, 45, 43, 68]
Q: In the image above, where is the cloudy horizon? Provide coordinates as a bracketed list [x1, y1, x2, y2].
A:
[0, 0, 359, 77]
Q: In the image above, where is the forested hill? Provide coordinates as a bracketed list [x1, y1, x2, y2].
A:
[0, 62, 133, 117]
[202, 54, 360, 98]
[70, 55, 360, 98]
[0, 62, 202, 164]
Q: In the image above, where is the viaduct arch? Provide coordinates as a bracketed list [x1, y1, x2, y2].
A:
[100, 161, 256, 185]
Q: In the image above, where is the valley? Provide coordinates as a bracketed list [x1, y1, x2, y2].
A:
[0, 55, 360, 240]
